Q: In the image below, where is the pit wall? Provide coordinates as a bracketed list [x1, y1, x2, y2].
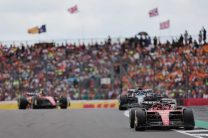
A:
[0, 100, 119, 110]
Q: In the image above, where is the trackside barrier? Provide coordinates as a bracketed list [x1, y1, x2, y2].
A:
[0, 101, 18, 110]
[183, 98, 208, 106]
[0, 100, 119, 110]
[81, 100, 118, 109]
[2, 98, 208, 109]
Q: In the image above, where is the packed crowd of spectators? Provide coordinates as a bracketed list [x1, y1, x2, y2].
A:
[0, 30, 207, 101]
[122, 38, 208, 99]
[0, 40, 121, 101]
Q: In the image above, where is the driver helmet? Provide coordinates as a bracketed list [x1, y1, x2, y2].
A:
[138, 87, 143, 90]
[39, 89, 46, 96]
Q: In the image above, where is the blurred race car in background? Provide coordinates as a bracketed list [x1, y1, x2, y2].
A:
[118, 89, 137, 110]
[129, 101, 195, 131]
[17, 91, 69, 109]
[118, 88, 165, 110]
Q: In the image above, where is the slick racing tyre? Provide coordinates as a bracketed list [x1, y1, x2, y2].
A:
[183, 108, 195, 130]
[59, 96, 68, 109]
[18, 96, 28, 109]
[135, 109, 146, 131]
[129, 108, 136, 128]
[119, 95, 128, 110]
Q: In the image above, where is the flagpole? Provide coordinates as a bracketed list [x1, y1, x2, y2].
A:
[158, 16, 161, 43]
[157, 8, 161, 44]
[77, 5, 84, 45]
[149, 7, 160, 44]
[80, 20, 85, 45]
[37, 26, 40, 43]
[37, 33, 40, 44]
[169, 20, 172, 42]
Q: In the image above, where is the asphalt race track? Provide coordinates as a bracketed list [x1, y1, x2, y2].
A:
[0, 108, 208, 138]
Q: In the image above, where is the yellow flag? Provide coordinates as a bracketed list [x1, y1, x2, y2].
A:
[27, 26, 39, 34]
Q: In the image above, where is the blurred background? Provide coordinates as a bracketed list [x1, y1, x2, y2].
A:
[0, 0, 207, 101]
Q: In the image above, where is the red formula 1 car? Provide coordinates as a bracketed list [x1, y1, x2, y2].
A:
[17, 92, 69, 109]
[129, 102, 195, 131]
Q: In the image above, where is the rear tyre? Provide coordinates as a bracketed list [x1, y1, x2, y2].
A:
[18, 96, 28, 109]
[129, 108, 136, 128]
[119, 95, 128, 110]
[119, 105, 127, 110]
[135, 109, 146, 131]
[183, 108, 195, 130]
[59, 96, 68, 109]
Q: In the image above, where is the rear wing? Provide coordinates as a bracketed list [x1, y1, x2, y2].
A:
[25, 92, 38, 97]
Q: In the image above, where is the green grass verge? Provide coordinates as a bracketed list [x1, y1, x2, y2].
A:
[196, 120, 208, 129]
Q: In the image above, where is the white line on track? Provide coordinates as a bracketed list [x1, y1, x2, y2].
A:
[178, 130, 208, 133]
[124, 110, 129, 117]
[176, 130, 205, 138]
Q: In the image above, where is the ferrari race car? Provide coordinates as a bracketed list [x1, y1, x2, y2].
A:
[17, 92, 69, 109]
[119, 88, 163, 110]
[141, 98, 177, 110]
[129, 102, 195, 131]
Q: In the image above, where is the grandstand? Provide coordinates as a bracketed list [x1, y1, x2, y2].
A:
[0, 35, 207, 101]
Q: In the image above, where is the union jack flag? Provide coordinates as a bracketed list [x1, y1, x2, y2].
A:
[68, 5, 79, 14]
[149, 8, 159, 17]
[160, 20, 170, 30]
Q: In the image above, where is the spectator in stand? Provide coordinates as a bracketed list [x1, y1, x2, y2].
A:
[184, 30, 188, 45]
[147, 36, 151, 46]
[193, 40, 199, 49]
[199, 30, 202, 45]
[202, 27, 207, 44]
[179, 34, 184, 45]
[188, 35, 193, 44]
[153, 36, 157, 46]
